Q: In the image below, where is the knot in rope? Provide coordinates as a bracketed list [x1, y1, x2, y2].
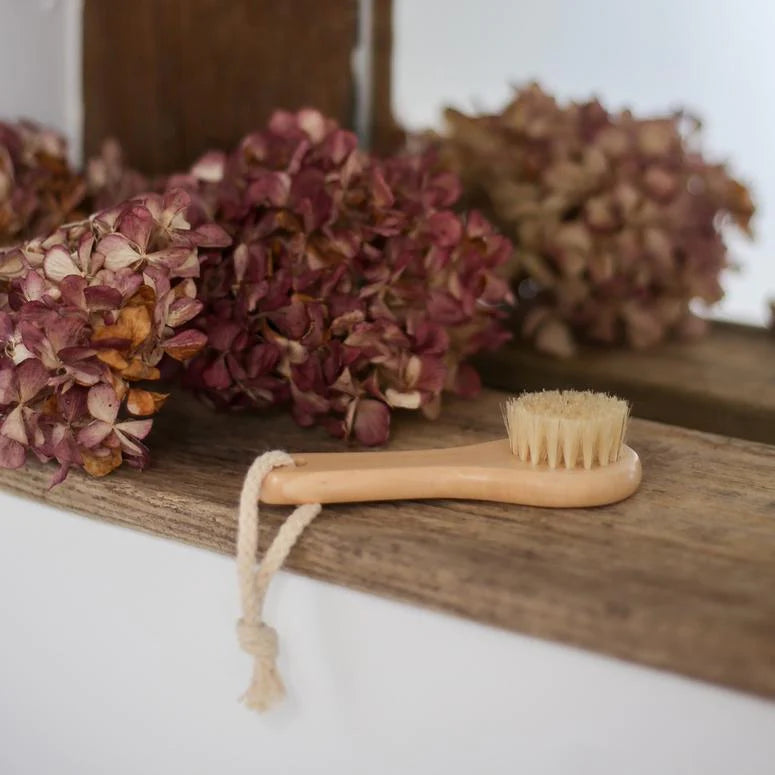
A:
[236, 619, 278, 662]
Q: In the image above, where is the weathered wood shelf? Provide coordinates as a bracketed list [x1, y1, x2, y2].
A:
[1, 389, 774, 698]
[476, 322, 775, 445]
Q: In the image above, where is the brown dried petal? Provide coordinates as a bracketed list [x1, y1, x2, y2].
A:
[82, 447, 123, 477]
[127, 388, 168, 416]
[93, 305, 152, 349]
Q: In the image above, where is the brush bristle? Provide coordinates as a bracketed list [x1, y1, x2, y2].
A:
[502, 390, 630, 469]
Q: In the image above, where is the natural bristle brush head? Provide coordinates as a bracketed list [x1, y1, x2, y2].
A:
[503, 390, 630, 470]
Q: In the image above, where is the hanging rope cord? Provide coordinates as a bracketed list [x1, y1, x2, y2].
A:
[236, 451, 322, 712]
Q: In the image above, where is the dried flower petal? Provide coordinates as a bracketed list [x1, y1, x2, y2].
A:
[352, 399, 390, 446]
[0, 435, 26, 468]
[82, 447, 122, 477]
[163, 328, 208, 361]
[127, 388, 168, 416]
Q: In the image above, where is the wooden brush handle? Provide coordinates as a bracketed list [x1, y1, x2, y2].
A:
[260, 440, 641, 508]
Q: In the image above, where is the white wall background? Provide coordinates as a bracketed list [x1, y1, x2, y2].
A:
[3, 492, 775, 775]
[0, 0, 82, 160]
[394, 0, 775, 325]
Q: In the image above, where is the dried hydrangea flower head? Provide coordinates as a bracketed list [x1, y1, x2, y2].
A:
[176, 108, 513, 444]
[0, 190, 230, 482]
[435, 84, 755, 356]
[86, 137, 151, 212]
[0, 120, 87, 246]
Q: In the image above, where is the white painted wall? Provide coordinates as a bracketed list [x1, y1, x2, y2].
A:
[0, 0, 82, 161]
[3, 492, 775, 775]
[395, 0, 775, 325]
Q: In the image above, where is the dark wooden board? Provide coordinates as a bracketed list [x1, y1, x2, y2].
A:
[370, 0, 403, 153]
[2, 389, 774, 699]
[84, 0, 360, 172]
[476, 322, 775, 445]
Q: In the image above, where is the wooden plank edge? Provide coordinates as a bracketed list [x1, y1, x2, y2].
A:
[475, 321, 775, 445]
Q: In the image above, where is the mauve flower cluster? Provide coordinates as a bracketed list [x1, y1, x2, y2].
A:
[86, 138, 151, 212]
[173, 109, 513, 444]
[0, 121, 86, 247]
[0, 190, 229, 482]
[434, 84, 755, 356]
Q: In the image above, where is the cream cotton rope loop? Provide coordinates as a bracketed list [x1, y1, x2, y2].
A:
[236, 451, 322, 712]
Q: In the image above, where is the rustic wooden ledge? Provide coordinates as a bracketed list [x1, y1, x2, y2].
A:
[476, 322, 775, 445]
[1, 390, 774, 699]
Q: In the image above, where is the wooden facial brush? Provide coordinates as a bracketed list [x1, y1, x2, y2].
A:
[261, 390, 642, 508]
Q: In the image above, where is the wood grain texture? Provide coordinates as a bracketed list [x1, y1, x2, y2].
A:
[83, 0, 359, 172]
[1, 389, 774, 698]
[476, 322, 775, 445]
[370, 0, 404, 153]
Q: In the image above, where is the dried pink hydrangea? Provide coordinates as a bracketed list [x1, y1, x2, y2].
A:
[0, 189, 229, 482]
[0, 120, 87, 246]
[434, 84, 755, 356]
[86, 137, 152, 211]
[174, 109, 513, 444]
